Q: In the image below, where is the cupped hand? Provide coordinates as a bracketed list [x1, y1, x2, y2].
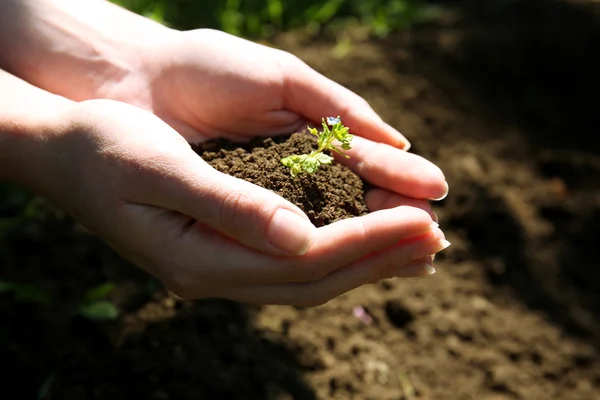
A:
[35, 99, 448, 306]
[107, 29, 407, 146]
[99, 28, 449, 203]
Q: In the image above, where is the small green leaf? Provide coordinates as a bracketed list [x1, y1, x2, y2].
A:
[281, 157, 292, 167]
[78, 301, 120, 321]
[37, 372, 57, 400]
[83, 282, 116, 303]
[314, 153, 334, 164]
[281, 116, 353, 177]
[330, 146, 351, 158]
[290, 163, 302, 177]
[0, 281, 51, 304]
[333, 126, 350, 142]
[302, 156, 320, 174]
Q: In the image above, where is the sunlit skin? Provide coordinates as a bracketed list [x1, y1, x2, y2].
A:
[0, 0, 450, 306]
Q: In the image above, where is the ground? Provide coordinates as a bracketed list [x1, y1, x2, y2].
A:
[2, 1, 600, 399]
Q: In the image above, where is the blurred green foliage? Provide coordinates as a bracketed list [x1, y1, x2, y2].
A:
[0, 280, 52, 304]
[77, 282, 120, 321]
[110, 0, 440, 38]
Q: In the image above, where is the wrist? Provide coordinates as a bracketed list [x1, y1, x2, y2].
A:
[0, 71, 75, 194]
[0, 0, 174, 101]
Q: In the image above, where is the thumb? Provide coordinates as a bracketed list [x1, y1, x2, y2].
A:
[281, 55, 411, 150]
[143, 155, 316, 256]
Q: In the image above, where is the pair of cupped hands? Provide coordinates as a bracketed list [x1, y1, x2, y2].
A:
[30, 29, 450, 306]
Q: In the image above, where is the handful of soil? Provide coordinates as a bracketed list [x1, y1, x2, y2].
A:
[192, 131, 368, 227]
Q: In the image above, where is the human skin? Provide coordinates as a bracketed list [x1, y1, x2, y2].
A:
[0, 0, 450, 305]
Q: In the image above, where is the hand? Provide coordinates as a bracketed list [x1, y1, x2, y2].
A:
[100, 28, 449, 202]
[32, 99, 448, 306]
[1, 2, 449, 203]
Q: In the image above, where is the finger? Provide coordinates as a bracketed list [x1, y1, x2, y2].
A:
[395, 255, 436, 277]
[143, 205, 439, 293]
[220, 230, 450, 306]
[365, 188, 434, 218]
[130, 151, 317, 257]
[282, 56, 411, 149]
[407, 255, 434, 267]
[84, 102, 317, 258]
[368, 254, 434, 284]
[336, 136, 449, 201]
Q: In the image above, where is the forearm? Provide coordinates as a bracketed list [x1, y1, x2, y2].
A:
[0, 0, 168, 101]
[0, 69, 72, 189]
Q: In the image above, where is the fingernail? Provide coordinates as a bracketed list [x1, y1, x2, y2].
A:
[268, 209, 315, 255]
[395, 263, 436, 278]
[391, 127, 411, 151]
[402, 139, 412, 152]
[436, 239, 452, 252]
[410, 239, 451, 260]
[432, 212, 439, 223]
[431, 181, 449, 201]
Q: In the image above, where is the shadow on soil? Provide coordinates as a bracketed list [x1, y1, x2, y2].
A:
[0, 192, 316, 400]
[382, 0, 600, 346]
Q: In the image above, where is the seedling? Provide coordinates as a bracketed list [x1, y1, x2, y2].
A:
[281, 116, 353, 177]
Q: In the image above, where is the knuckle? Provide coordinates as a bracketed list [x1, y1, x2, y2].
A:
[278, 51, 302, 68]
[216, 190, 256, 228]
[356, 217, 370, 241]
[346, 217, 371, 252]
[355, 96, 372, 110]
[354, 151, 377, 177]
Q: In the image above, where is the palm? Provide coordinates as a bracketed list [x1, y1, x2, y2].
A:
[140, 30, 305, 142]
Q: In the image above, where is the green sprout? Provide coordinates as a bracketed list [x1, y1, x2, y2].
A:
[281, 116, 353, 178]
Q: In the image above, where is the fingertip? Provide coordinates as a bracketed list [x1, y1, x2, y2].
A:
[398, 204, 435, 225]
[430, 181, 450, 201]
[393, 263, 436, 278]
[364, 189, 433, 215]
[383, 123, 411, 150]
[352, 109, 411, 150]
[267, 208, 316, 256]
[369, 205, 436, 235]
[419, 163, 449, 201]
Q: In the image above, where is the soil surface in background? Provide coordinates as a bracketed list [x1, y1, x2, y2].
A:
[2, 1, 600, 399]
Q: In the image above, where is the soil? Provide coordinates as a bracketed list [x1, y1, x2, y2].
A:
[2, 1, 600, 399]
[191, 132, 368, 227]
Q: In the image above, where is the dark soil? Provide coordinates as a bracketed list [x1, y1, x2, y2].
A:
[2, 1, 600, 399]
[192, 132, 368, 227]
